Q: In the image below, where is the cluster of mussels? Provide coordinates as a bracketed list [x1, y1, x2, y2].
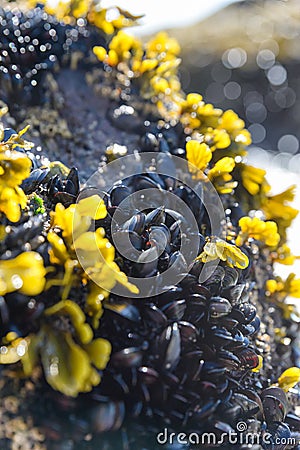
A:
[0, 5, 99, 106]
[0, 1, 300, 450]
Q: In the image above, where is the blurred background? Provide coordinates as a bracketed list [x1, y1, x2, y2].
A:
[101, 0, 300, 277]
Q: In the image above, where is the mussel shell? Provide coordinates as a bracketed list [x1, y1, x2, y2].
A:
[262, 387, 288, 423]
[65, 167, 79, 194]
[158, 136, 170, 153]
[122, 212, 146, 234]
[223, 284, 246, 305]
[223, 267, 239, 288]
[0, 296, 9, 331]
[3, 128, 18, 142]
[208, 296, 232, 320]
[178, 321, 198, 344]
[104, 302, 140, 323]
[176, 273, 198, 293]
[192, 284, 212, 298]
[135, 246, 159, 277]
[191, 399, 221, 421]
[231, 303, 257, 324]
[158, 251, 170, 272]
[110, 184, 131, 207]
[133, 174, 163, 191]
[201, 361, 227, 377]
[218, 316, 239, 329]
[248, 316, 261, 333]
[21, 167, 50, 194]
[169, 251, 188, 272]
[169, 220, 182, 243]
[112, 230, 144, 256]
[203, 266, 225, 295]
[165, 209, 187, 227]
[162, 299, 186, 321]
[158, 285, 184, 303]
[145, 206, 166, 226]
[238, 348, 259, 370]
[176, 351, 204, 382]
[210, 327, 235, 346]
[110, 347, 143, 368]
[232, 392, 260, 416]
[149, 224, 171, 253]
[286, 412, 300, 430]
[184, 295, 206, 324]
[198, 381, 218, 398]
[53, 191, 76, 206]
[138, 366, 159, 385]
[218, 350, 241, 370]
[140, 132, 158, 152]
[91, 401, 125, 433]
[3, 216, 44, 250]
[157, 322, 181, 371]
[142, 304, 168, 328]
[169, 393, 191, 416]
[225, 331, 249, 351]
[226, 405, 245, 425]
[227, 203, 245, 226]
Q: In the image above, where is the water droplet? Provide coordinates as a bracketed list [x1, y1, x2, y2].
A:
[17, 341, 27, 357]
[11, 274, 23, 290]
